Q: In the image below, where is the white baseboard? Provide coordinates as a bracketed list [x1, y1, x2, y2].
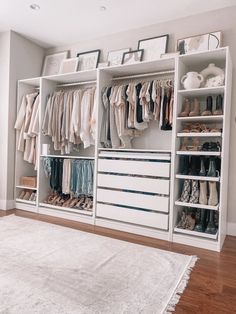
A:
[0, 200, 15, 211]
[227, 222, 236, 236]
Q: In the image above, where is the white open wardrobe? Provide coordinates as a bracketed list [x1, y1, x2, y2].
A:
[15, 47, 232, 252]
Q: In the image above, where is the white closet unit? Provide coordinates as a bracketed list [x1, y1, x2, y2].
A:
[14, 47, 232, 251]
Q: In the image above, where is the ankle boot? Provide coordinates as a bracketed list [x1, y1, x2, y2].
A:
[189, 180, 199, 203]
[189, 98, 200, 116]
[208, 182, 218, 206]
[189, 156, 199, 175]
[180, 179, 191, 202]
[205, 210, 217, 234]
[201, 96, 213, 116]
[179, 98, 190, 117]
[194, 208, 207, 232]
[199, 181, 208, 205]
[179, 156, 189, 175]
[180, 137, 189, 151]
[207, 157, 217, 177]
[213, 95, 223, 115]
[199, 157, 206, 176]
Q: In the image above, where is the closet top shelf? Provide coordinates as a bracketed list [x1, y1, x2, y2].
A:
[178, 86, 225, 97]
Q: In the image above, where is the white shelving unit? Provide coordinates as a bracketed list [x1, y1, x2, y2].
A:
[14, 47, 232, 251]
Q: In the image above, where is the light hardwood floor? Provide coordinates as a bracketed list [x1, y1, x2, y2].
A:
[2, 209, 236, 313]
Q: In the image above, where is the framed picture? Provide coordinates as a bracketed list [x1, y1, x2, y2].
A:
[76, 49, 100, 71]
[98, 62, 109, 68]
[176, 31, 222, 55]
[42, 51, 69, 76]
[122, 49, 144, 65]
[59, 57, 79, 74]
[107, 48, 130, 66]
[138, 34, 169, 61]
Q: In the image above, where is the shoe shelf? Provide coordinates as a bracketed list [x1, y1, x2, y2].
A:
[15, 198, 36, 206]
[39, 203, 93, 216]
[177, 132, 222, 137]
[177, 86, 225, 97]
[175, 200, 219, 211]
[177, 115, 224, 123]
[40, 154, 95, 160]
[15, 185, 37, 190]
[176, 151, 221, 156]
[176, 174, 220, 182]
[174, 227, 218, 240]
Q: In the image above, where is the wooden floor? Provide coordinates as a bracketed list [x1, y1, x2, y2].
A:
[2, 209, 236, 313]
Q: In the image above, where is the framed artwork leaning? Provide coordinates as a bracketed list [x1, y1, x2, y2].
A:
[122, 49, 144, 65]
[77, 50, 101, 71]
[41, 51, 69, 76]
[138, 34, 169, 61]
[107, 48, 130, 66]
[59, 57, 79, 74]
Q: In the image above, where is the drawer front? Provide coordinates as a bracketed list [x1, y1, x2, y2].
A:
[97, 188, 169, 213]
[98, 159, 170, 178]
[97, 173, 169, 195]
[96, 203, 169, 230]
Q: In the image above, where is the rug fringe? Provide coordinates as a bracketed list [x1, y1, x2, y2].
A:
[164, 255, 198, 314]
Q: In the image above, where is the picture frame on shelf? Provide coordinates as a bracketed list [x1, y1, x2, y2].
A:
[41, 51, 69, 76]
[77, 49, 100, 71]
[122, 49, 144, 65]
[138, 34, 169, 61]
[98, 62, 110, 68]
[59, 57, 79, 74]
[107, 48, 130, 66]
[176, 31, 222, 55]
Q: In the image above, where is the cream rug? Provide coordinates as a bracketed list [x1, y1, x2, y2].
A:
[0, 215, 197, 314]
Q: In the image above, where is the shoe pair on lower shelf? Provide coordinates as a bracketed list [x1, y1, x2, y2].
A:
[18, 190, 37, 202]
[176, 208, 218, 234]
[180, 179, 218, 206]
[180, 138, 221, 152]
[179, 156, 220, 177]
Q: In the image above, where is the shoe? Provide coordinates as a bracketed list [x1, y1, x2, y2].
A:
[180, 179, 191, 202]
[207, 157, 217, 177]
[180, 137, 189, 151]
[189, 180, 199, 204]
[208, 182, 218, 206]
[201, 96, 213, 116]
[187, 138, 201, 151]
[18, 190, 26, 199]
[213, 95, 223, 115]
[194, 208, 207, 232]
[179, 156, 190, 175]
[189, 98, 200, 116]
[199, 181, 208, 205]
[199, 157, 206, 176]
[179, 98, 191, 117]
[205, 210, 217, 234]
[202, 142, 221, 152]
[23, 191, 31, 200]
[189, 156, 199, 175]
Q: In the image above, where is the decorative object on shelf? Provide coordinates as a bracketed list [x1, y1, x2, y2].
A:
[98, 62, 109, 68]
[20, 176, 37, 188]
[176, 31, 222, 55]
[122, 49, 144, 64]
[160, 51, 179, 59]
[107, 48, 130, 66]
[200, 63, 225, 87]
[77, 49, 100, 71]
[59, 57, 79, 74]
[138, 34, 169, 61]
[181, 71, 204, 89]
[41, 51, 69, 76]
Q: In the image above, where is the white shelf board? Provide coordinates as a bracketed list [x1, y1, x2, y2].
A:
[174, 227, 218, 240]
[39, 203, 93, 216]
[176, 174, 220, 182]
[98, 148, 172, 153]
[177, 151, 221, 156]
[40, 154, 94, 159]
[177, 132, 222, 137]
[43, 69, 97, 84]
[18, 77, 40, 87]
[99, 151, 171, 160]
[175, 200, 219, 211]
[16, 185, 38, 190]
[15, 198, 36, 205]
[179, 47, 227, 65]
[102, 58, 175, 78]
[178, 86, 224, 97]
[177, 115, 223, 123]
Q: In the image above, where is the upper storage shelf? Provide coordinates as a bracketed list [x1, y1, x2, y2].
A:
[44, 69, 97, 84]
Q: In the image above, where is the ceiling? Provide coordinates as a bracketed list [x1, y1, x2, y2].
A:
[0, 0, 235, 48]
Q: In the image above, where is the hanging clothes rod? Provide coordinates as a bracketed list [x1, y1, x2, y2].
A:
[112, 70, 174, 81]
[56, 80, 97, 88]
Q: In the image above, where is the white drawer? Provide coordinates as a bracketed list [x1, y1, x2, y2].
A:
[98, 159, 170, 178]
[97, 188, 169, 213]
[96, 203, 169, 230]
[97, 173, 169, 195]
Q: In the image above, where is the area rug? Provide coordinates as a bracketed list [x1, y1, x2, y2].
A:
[0, 215, 197, 314]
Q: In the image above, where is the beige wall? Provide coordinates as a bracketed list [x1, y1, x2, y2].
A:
[47, 6, 236, 228]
